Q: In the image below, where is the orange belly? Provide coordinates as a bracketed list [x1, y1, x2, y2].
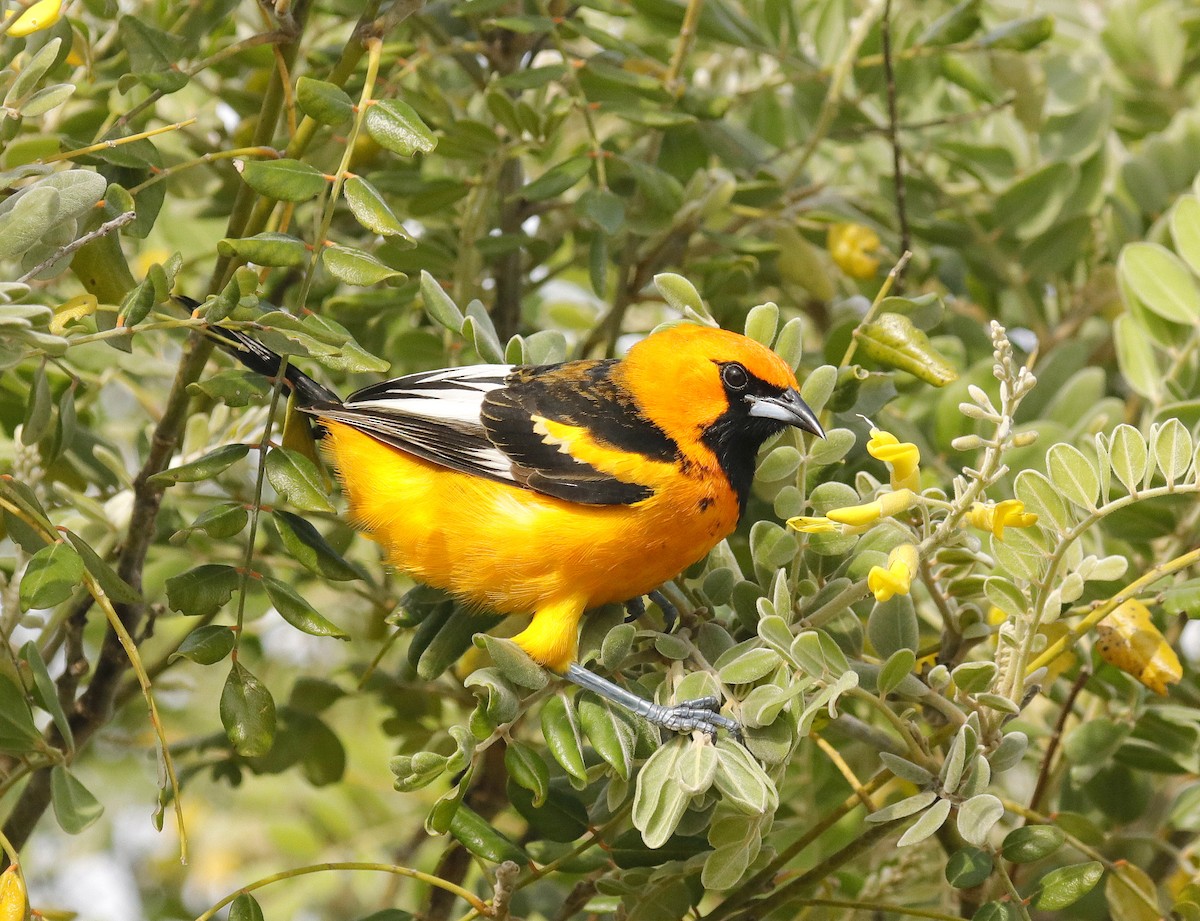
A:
[321, 422, 739, 669]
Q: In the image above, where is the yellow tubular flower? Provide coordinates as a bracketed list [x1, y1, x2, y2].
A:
[5, 0, 64, 36]
[1096, 599, 1182, 696]
[787, 516, 839, 534]
[0, 865, 27, 921]
[868, 543, 919, 603]
[826, 488, 917, 527]
[966, 499, 1038, 539]
[866, 428, 921, 491]
[828, 222, 881, 278]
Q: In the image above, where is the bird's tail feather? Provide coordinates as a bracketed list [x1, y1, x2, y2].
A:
[174, 295, 342, 409]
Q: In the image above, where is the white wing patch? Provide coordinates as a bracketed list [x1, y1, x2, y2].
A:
[317, 365, 519, 481]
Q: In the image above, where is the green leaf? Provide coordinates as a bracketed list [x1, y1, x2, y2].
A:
[921, 0, 982, 45]
[265, 447, 335, 513]
[20, 641, 73, 749]
[5, 38, 62, 105]
[229, 893, 265, 921]
[170, 625, 236, 665]
[322, 246, 406, 286]
[853, 313, 957, 386]
[743, 301, 779, 347]
[221, 661, 276, 757]
[1105, 861, 1162, 921]
[897, 797, 952, 846]
[712, 738, 777, 814]
[1121, 243, 1200, 324]
[63, 531, 142, 604]
[448, 803, 527, 864]
[505, 740, 550, 807]
[1152, 418, 1193, 486]
[977, 14, 1054, 50]
[117, 17, 188, 93]
[239, 158, 328, 202]
[717, 647, 782, 684]
[1046, 442, 1100, 510]
[217, 232, 309, 268]
[578, 692, 638, 780]
[578, 187, 625, 234]
[677, 740, 718, 796]
[774, 317, 806, 370]
[462, 301, 504, 362]
[188, 371, 270, 409]
[957, 793, 1004, 847]
[296, 76, 354, 126]
[365, 99, 437, 157]
[1107, 424, 1149, 494]
[344, 176, 410, 238]
[541, 694, 588, 785]
[1034, 861, 1104, 910]
[165, 564, 240, 617]
[20, 542, 83, 612]
[261, 576, 350, 640]
[632, 739, 690, 848]
[946, 846, 993, 888]
[867, 595, 919, 656]
[419, 270, 465, 331]
[148, 443, 249, 485]
[878, 648, 917, 695]
[522, 156, 591, 201]
[21, 361, 52, 445]
[655, 273, 715, 326]
[1113, 313, 1162, 401]
[1002, 824, 1065, 863]
[50, 766, 104, 834]
[993, 162, 1075, 239]
[0, 674, 41, 753]
[19, 83, 75, 118]
[475, 635, 547, 690]
[952, 661, 997, 694]
[272, 511, 361, 581]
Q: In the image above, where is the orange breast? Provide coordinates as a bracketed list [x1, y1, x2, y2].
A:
[321, 422, 739, 616]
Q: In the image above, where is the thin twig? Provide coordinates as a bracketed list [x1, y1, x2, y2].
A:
[17, 212, 137, 284]
[880, 0, 911, 268]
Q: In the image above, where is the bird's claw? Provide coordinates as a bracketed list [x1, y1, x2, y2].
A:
[649, 696, 743, 741]
[622, 595, 645, 624]
[648, 589, 678, 632]
[622, 590, 678, 632]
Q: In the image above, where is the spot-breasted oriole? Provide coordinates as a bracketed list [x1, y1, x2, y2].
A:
[184, 298, 823, 736]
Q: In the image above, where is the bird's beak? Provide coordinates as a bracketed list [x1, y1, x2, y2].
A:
[747, 388, 825, 438]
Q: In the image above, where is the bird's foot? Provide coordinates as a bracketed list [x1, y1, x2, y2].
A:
[622, 595, 645, 624]
[622, 590, 679, 632]
[648, 589, 678, 632]
[647, 696, 743, 741]
[564, 663, 742, 741]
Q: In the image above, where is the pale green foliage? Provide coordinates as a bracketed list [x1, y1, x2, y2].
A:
[2, 2, 1200, 921]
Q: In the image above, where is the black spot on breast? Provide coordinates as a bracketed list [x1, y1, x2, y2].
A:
[698, 497, 714, 512]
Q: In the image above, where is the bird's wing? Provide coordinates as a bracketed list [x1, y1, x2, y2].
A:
[307, 362, 675, 505]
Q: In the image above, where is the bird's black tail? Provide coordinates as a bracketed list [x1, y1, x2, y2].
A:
[175, 295, 343, 410]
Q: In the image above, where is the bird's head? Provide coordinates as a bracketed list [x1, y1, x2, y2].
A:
[619, 324, 825, 511]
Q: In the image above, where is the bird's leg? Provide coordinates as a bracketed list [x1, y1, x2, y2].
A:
[564, 662, 742, 740]
[622, 589, 678, 632]
[648, 589, 678, 632]
[622, 595, 645, 624]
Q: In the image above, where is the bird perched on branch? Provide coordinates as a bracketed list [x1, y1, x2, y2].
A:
[181, 297, 823, 736]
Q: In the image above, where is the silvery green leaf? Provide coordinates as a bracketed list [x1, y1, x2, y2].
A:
[1152, 417, 1192, 486]
[879, 751, 934, 785]
[957, 793, 1005, 847]
[897, 797, 952, 847]
[1107, 424, 1148, 494]
[866, 789, 937, 824]
[1046, 443, 1100, 510]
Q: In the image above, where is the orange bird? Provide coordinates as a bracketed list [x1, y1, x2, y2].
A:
[192, 304, 823, 736]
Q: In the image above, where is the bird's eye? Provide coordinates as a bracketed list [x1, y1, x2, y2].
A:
[722, 363, 749, 391]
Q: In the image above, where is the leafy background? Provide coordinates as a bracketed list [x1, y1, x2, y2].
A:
[1, 1, 1199, 920]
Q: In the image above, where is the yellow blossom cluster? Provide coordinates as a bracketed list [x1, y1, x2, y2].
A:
[965, 499, 1037, 539]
